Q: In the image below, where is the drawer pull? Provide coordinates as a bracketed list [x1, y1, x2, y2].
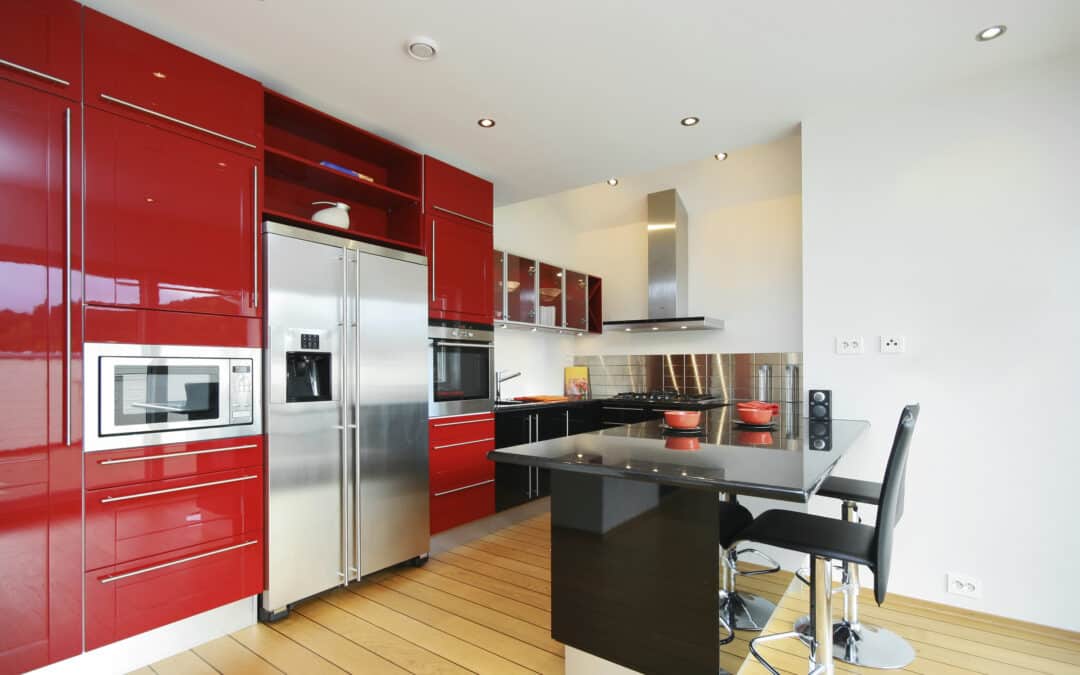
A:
[99, 94, 257, 149]
[98, 443, 258, 465]
[101, 474, 258, 503]
[434, 479, 494, 498]
[433, 437, 494, 450]
[432, 417, 492, 428]
[99, 539, 258, 584]
[0, 58, 69, 87]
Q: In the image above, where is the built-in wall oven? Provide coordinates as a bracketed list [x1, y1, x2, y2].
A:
[83, 343, 262, 452]
[429, 323, 494, 417]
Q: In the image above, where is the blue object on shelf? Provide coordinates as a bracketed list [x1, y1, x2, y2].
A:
[320, 160, 361, 179]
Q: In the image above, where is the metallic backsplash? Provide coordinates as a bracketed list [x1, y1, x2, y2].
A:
[572, 352, 803, 402]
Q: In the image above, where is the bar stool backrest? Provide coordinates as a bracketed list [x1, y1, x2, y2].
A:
[872, 404, 920, 605]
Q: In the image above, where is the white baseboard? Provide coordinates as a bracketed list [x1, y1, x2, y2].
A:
[28, 596, 257, 675]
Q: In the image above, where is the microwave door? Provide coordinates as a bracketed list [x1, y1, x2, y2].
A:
[99, 357, 231, 436]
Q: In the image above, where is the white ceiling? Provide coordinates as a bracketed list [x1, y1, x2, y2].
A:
[81, 0, 1080, 206]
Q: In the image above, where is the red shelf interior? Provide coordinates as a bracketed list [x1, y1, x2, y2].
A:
[263, 208, 423, 254]
[588, 275, 603, 334]
[263, 89, 422, 249]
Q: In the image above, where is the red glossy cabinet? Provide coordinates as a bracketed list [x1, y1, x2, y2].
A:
[0, 77, 83, 672]
[429, 414, 495, 534]
[84, 8, 262, 157]
[0, 0, 82, 100]
[427, 211, 494, 323]
[85, 107, 261, 319]
[424, 156, 493, 225]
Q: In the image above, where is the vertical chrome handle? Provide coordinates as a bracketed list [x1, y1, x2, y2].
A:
[565, 409, 569, 436]
[64, 107, 72, 446]
[339, 251, 349, 584]
[353, 252, 361, 577]
[430, 218, 436, 302]
[527, 461, 532, 498]
[252, 165, 259, 309]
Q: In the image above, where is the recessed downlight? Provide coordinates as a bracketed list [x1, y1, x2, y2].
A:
[975, 25, 1006, 41]
[607, 177, 619, 187]
[680, 116, 700, 127]
[477, 118, 496, 128]
[406, 37, 439, 60]
[714, 152, 728, 161]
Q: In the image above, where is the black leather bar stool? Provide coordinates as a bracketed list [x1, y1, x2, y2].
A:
[718, 497, 782, 633]
[793, 474, 914, 668]
[740, 404, 919, 675]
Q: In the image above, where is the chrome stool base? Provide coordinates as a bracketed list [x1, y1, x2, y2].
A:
[720, 591, 777, 631]
[794, 615, 916, 669]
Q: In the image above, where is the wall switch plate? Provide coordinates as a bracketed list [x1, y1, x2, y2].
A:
[880, 335, 906, 353]
[835, 336, 865, 355]
[946, 572, 982, 598]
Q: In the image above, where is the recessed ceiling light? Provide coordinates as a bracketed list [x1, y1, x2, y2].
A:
[607, 177, 619, 186]
[680, 116, 700, 127]
[714, 152, 728, 161]
[477, 118, 496, 128]
[975, 25, 1006, 41]
[406, 37, 439, 60]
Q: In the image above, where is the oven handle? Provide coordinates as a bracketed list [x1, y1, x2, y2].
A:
[129, 402, 195, 413]
[430, 341, 495, 349]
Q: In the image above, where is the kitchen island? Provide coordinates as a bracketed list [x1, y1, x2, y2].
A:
[489, 406, 869, 675]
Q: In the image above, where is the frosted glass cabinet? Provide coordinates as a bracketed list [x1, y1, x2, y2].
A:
[493, 250, 601, 334]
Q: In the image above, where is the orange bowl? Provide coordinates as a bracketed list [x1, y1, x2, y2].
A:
[665, 436, 701, 451]
[736, 406, 776, 425]
[663, 410, 701, 429]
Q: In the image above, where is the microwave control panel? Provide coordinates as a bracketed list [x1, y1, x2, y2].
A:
[229, 359, 254, 423]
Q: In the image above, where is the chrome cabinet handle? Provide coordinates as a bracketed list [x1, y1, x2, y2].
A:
[252, 165, 259, 308]
[431, 341, 495, 350]
[0, 58, 69, 87]
[430, 218, 436, 302]
[64, 107, 72, 446]
[354, 252, 361, 578]
[432, 417, 491, 428]
[99, 94, 256, 149]
[98, 443, 258, 465]
[100, 474, 258, 503]
[432, 205, 493, 227]
[565, 410, 569, 436]
[339, 252, 349, 584]
[602, 406, 645, 411]
[432, 437, 495, 450]
[527, 465, 532, 498]
[99, 540, 258, 584]
[434, 478, 494, 498]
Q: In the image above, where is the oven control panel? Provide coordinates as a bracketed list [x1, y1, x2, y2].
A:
[229, 359, 254, 423]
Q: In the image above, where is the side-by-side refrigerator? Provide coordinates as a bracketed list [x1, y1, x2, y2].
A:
[261, 221, 429, 618]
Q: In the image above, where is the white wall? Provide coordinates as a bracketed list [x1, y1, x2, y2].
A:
[802, 55, 1080, 630]
[494, 133, 803, 394]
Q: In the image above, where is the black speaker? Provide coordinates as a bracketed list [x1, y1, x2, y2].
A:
[808, 390, 832, 451]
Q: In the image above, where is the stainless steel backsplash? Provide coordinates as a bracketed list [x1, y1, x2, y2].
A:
[572, 352, 803, 401]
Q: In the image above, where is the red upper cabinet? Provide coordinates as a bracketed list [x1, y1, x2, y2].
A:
[428, 212, 494, 323]
[424, 156, 493, 226]
[0, 77, 83, 673]
[0, 0, 81, 100]
[84, 8, 262, 158]
[85, 107, 261, 318]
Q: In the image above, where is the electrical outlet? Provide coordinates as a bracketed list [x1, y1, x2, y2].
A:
[880, 335, 906, 354]
[835, 336, 865, 355]
[946, 572, 982, 598]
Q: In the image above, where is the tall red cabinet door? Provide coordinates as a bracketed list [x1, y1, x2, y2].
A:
[428, 212, 494, 323]
[85, 107, 261, 317]
[0, 0, 82, 100]
[0, 77, 83, 672]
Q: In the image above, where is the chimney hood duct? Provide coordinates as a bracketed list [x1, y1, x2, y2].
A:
[603, 189, 724, 333]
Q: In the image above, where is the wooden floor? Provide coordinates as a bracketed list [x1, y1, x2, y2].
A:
[135, 512, 1080, 675]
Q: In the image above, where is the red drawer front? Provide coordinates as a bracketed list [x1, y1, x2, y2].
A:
[84, 9, 262, 156]
[86, 435, 264, 491]
[429, 414, 495, 447]
[85, 306, 263, 348]
[424, 156, 493, 225]
[430, 438, 494, 496]
[86, 468, 262, 571]
[0, 0, 82, 100]
[86, 536, 262, 650]
[430, 481, 494, 535]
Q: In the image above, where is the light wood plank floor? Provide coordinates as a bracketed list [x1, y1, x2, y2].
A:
[138, 512, 1080, 675]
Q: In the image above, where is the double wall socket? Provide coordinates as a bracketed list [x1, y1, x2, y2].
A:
[946, 572, 982, 598]
[835, 336, 865, 355]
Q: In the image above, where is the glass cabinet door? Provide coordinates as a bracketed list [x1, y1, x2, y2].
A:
[493, 250, 505, 321]
[506, 254, 537, 323]
[564, 270, 588, 330]
[537, 263, 563, 328]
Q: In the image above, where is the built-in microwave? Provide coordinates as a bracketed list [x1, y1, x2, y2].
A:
[83, 343, 263, 452]
[429, 323, 494, 417]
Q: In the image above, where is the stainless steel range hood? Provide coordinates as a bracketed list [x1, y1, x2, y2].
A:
[603, 189, 724, 333]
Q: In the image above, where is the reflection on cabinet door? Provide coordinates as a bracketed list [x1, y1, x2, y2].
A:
[86, 107, 260, 318]
[506, 254, 537, 323]
[564, 270, 588, 330]
[0, 0, 82, 99]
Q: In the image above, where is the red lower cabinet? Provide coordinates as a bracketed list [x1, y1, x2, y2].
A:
[429, 414, 495, 534]
[85, 536, 263, 650]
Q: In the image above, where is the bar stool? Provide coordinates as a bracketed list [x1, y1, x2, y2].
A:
[719, 498, 782, 633]
[792, 474, 914, 668]
[739, 404, 919, 674]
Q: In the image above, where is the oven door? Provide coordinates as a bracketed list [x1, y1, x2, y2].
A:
[429, 338, 495, 417]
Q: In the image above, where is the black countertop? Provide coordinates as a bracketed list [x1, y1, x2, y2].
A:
[488, 406, 870, 501]
[494, 397, 730, 413]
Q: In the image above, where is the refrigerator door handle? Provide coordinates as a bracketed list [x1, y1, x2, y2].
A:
[354, 251, 362, 579]
[339, 250, 350, 584]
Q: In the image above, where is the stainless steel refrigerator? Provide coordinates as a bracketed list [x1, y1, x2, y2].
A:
[261, 221, 429, 618]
